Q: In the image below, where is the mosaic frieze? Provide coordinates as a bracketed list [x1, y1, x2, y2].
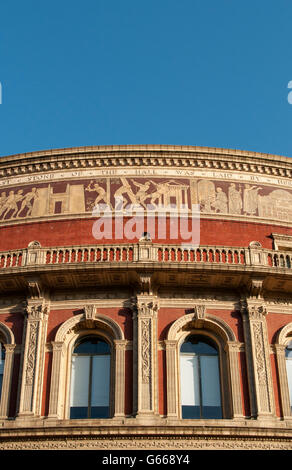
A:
[0, 174, 291, 224]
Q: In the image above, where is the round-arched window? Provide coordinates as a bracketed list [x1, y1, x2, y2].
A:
[69, 336, 111, 419]
[180, 335, 222, 419]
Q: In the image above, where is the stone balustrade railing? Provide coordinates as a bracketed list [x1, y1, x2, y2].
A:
[0, 241, 291, 271]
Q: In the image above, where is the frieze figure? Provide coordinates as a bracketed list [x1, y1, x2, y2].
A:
[132, 181, 151, 207]
[228, 183, 242, 214]
[243, 184, 262, 216]
[211, 187, 228, 213]
[85, 180, 107, 209]
[0, 190, 24, 219]
[16, 187, 39, 218]
[197, 180, 216, 213]
[114, 177, 139, 208]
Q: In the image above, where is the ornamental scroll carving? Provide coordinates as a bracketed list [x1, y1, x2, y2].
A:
[141, 318, 151, 384]
[25, 321, 38, 386]
[253, 322, 268, 385]
[24, 303, 48, 386]
[252, 321, 271, 412]
[137, 300, 158, 385]
[241, 300, 273, 415]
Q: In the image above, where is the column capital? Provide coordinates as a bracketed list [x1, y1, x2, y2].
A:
[2, 343, 16, 354]
[274, 343, 286, 353]
[130, 295, 159, 318]
[51, 341, 64, 352]
[24, 302, 49, 320]
[164, 340, 177, 349]
[240, 299, 267, 320]
[114, 339, 128, 350]
[225, 341, 243, 353]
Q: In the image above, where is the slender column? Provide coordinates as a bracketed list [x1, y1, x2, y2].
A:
[134, 295, 159, 417]
[0, 344, 16, 419]
[47, 342, 65, 419]
[241, 301, 275, 420]
[165, 340, 178, 418]
[17, 303, 48, 418]
[113, 339, 127, 417]
[275, 344, 292, 420]
[225, 341, 244, 418]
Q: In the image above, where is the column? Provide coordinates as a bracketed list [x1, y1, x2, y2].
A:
[47, 341, 64, 419]
[275, 344, 292, 420]
[241, 301, 275, 420]
[134, 295, 159, 418]
[0, 344, 16, 419]
[165, 340, 178, 418]
[114, 339, 127, 417]
[17, 302, 48, 418]
[225, 341, 244, 419]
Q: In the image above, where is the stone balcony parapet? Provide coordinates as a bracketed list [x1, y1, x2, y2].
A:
[0, 241, 291, 273]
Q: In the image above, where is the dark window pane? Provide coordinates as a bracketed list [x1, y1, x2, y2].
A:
[0, 343, 5, 361]
[202, 406, 222, 419]
[181, 406, 200, 419]
[70, 406, 88, 419]
[74, 337, 110, 354]
[90, 406, 110, 419]
[180, 336, 217, 355]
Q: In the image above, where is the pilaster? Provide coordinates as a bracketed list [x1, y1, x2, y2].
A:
[165, 340, 178, 418]
[47, 342, 64, 419]
[0, 344, 16, 419]
[240, 281, 275, 420]
[132, 291, 159, 418]
[114, 339, 127, 417]
[274, 344, 292, 420]
[17, 279, 49, 419]
[225, 341, 244, 419]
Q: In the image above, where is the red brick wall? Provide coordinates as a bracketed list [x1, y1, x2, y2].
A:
[0, 217, 291, 250]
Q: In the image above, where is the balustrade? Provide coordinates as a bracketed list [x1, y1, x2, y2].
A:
[0, 243, 290, 271]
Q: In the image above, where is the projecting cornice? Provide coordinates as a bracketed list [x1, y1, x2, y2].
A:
[0, 145, 291, 228]
[0, 145, 291, 178]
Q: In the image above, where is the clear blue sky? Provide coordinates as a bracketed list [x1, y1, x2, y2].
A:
[1, 0, 292, 158]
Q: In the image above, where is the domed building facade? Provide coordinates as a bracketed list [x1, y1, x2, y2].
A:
[0, 144, 292, 450]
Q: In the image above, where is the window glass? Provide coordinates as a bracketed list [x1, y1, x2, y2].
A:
[180, 336, 222, 419]
[70, 337, 110, 419]
[74, 337, 110, 355]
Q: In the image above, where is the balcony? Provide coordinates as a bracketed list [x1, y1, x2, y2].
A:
[0, 240, 291, 294]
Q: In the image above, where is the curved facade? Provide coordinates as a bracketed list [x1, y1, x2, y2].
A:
[0, 144, 292, 449]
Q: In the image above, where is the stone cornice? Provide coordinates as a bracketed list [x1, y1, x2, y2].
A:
[0, 144, 291, 179]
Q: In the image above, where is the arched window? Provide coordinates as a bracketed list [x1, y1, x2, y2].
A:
[285, 340, 292, 413]
[180, 335, 222, 419]
[69, 336, 111, 419]
[0, 342, 5, 399]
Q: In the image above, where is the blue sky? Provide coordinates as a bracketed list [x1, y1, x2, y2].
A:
[0, 0, 292, 158]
